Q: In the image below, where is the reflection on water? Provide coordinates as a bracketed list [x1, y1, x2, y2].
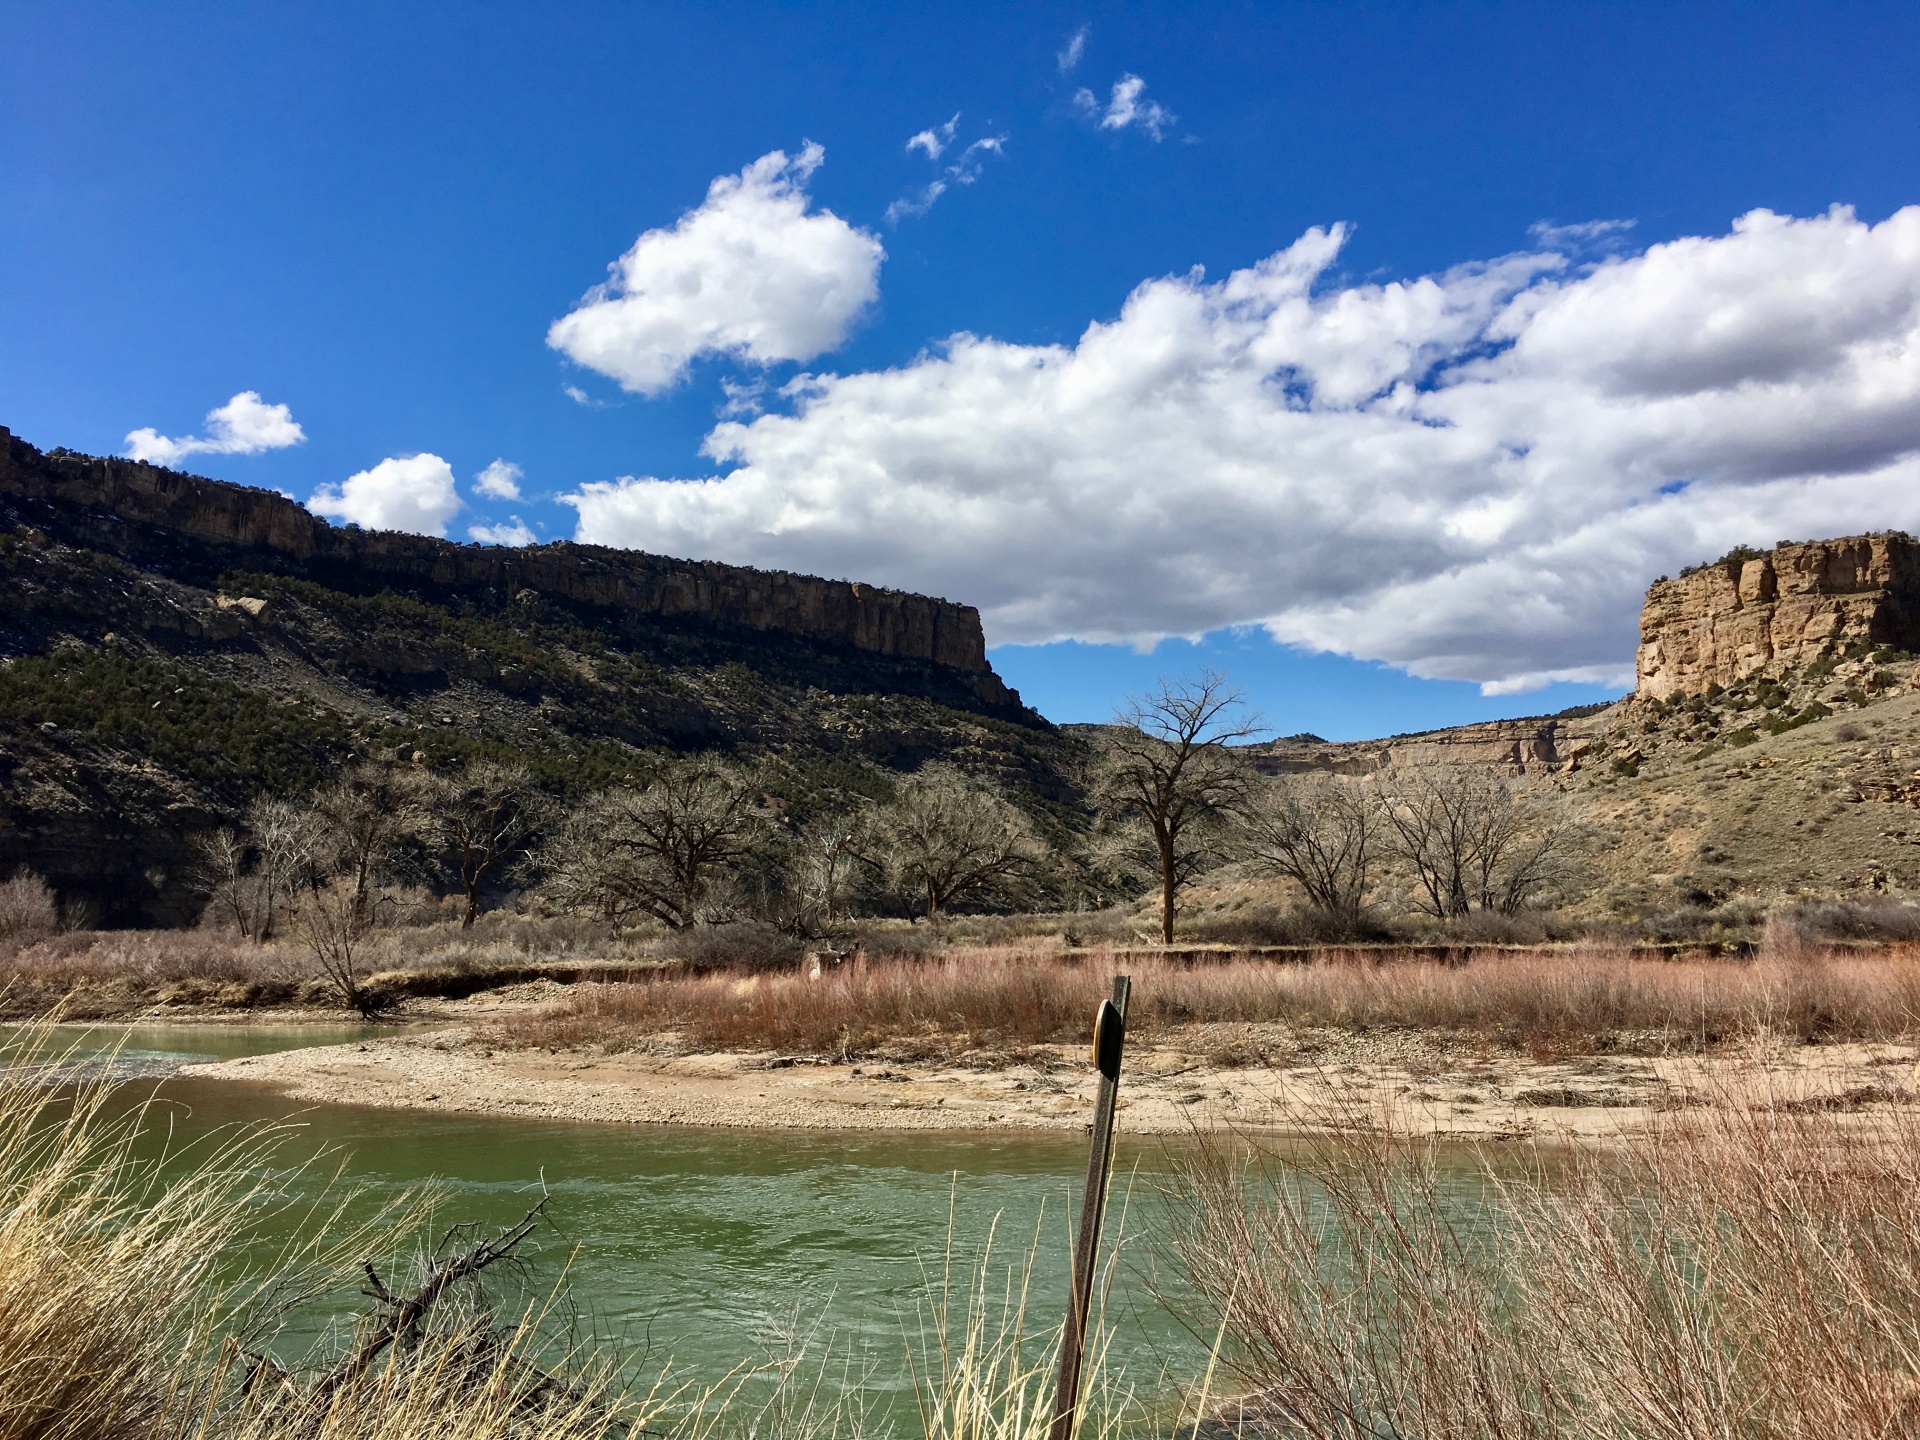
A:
[0, 1022, 395, 1081]
[48, 1025, 1210, 1418]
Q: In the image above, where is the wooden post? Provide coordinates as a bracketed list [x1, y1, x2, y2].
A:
[1049, 973, 1130, 1440]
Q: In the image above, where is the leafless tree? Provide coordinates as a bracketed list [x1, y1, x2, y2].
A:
[193, 796, 318, 940]
[307, 764, 423, 918]
[1092, 671, 1262, 943]
[542, 760, 764, 928]
[787, 806, 881, 931]
[878, 765, 1040, 921]
[1243, 773, 1383, 926]
[1378, 763, 1575, 918]
[413, 760, 546, 928]
[294, 877, 390, 1015]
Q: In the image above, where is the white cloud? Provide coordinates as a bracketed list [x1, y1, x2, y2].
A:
[1058, 23, 1089, 73]
[125, 391, 306, 466]
[547, 145, 884, 396]
[562, 205, 1920, 696]
[887, 135, 1007, 223]
[907, 114, 959, 160]
[468, 517, 537, 547]
[1074, 74, 1174, 140]
[473, 459, 523, 500]
[1528, 218, 1636, 248]
[309, 454, 462, 537]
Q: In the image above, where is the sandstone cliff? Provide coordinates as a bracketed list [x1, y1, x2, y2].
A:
[0, 426, 1010, 704]
[1245, 708, 1617, 779]
[1635, 534, 1920, 701]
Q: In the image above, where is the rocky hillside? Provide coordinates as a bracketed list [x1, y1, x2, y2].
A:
[0, 426, 1074, 923]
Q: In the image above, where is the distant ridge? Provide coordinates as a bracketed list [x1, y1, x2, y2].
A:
[0, 426, 1014, 709]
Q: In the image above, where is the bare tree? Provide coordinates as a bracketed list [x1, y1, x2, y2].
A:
[1093, 671, 1261, 943]
[194, 796, 317, 940]
[413, 761, 545, 928]
[294, 877, 390, 1015]
[307, 764, 422, 918]
[1244, 773, 1382, 927]
[1378, 764, 1575, 919]
[542, 760, 763, 928]
[878, 765, 1039, 921]
[787, 806, 881, 931]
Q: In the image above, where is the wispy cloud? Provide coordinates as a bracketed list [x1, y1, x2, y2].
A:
[907, 113, 959, 160]
[1074, 73, 1175, 140]
[1057, 23, 1089, 74]
[1528, 218, 1638, 249]
[887, 128, 1007, 223]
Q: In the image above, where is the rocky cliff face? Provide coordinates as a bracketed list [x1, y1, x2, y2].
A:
[0, 426, 1009, 703]
[1635, 535, 1920, 701]
[1246, 708, 1618, 779]
[0, 425, 1063, 924]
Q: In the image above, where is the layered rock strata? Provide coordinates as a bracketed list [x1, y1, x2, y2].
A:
[1635, 535, 1920, 702]
[1247, 709, 1617, 779]
[0, 427, 1012, 705]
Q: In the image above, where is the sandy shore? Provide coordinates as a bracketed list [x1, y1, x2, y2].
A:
[180, 1019, 1920, 1137]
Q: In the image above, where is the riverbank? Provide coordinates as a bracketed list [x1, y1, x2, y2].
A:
[181, 1021, 1920, 1136]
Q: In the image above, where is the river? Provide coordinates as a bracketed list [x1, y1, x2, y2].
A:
[42, 1023, 1214, 1425]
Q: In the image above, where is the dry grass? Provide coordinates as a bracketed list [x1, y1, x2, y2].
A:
[488, 938, 1920, 1059]
[1169, 1074, 1920, 1438]
[0, 913, 640, 1018]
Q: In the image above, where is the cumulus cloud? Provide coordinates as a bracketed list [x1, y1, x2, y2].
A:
[309, 454, 462, 537]
[125, 391, 306, 466]
[468, 517, 537, 546]
[1074, 74, 1174, 140]
[473, 459, 523, 500]
[547, 145, 884, 396]
[562, 205, 1920, 695]
[1058, 23, 1089, 73]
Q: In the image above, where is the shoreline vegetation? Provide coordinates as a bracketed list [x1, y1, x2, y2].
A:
[147, 930, 1920, 1138]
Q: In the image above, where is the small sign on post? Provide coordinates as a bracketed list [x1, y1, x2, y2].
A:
[1048, 973, 1131, 1440]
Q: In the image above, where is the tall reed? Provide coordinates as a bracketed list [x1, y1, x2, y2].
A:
[494, 941, 1920, 1058]
[1169, 1075, 1920, 1438]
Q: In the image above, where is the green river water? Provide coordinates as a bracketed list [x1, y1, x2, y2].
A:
[44, 1025, 1215, 1422]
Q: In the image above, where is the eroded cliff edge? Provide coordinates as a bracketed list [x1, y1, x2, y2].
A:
[1636, 534, 1920, 701]
[0, 426, 1012, 707]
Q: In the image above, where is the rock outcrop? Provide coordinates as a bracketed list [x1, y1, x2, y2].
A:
[0, 426, 1011, 705]
[1635, 534, 1920, 701]
[1246, 709, 1616, 779]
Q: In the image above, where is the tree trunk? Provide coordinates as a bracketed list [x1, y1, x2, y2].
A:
[462, 883, 479, 929]
[1160, 846, 1176, 944]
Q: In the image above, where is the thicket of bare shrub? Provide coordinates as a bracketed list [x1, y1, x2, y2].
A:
[1170, 1079, 1920, 1438]
[491, 940, 1920, 1059]
[0, 869, 60, 948]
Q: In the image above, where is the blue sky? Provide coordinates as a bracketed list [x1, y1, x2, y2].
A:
[6, 2, 1920, 739]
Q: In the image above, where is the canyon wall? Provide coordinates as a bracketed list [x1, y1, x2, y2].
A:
[1635, 534, 1920, 701]
[0, 426, 1010, 703]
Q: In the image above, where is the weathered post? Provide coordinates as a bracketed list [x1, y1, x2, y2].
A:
[1049, 973, 1131, 1440]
